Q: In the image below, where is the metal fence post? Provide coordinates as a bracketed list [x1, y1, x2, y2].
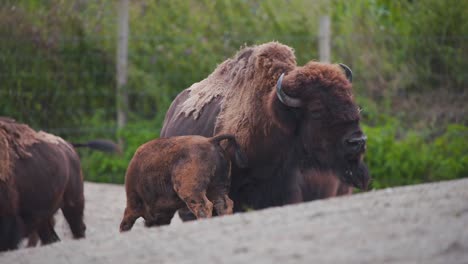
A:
[116, 0, 129, 139]
[319, 15, 331, 63]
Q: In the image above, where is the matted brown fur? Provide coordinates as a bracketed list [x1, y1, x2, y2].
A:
[0, 118, 86, 251]
[177, 42, 297, 147]
[0, 118, 76, 181]
[120, 134, 245, 232]
[0, 129, 11, 181]
[0, 117, 39, 160]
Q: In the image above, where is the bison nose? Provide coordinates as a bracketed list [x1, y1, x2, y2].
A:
[345, 135, 367, 155]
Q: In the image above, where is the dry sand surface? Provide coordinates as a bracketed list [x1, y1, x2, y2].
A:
[2, 178, 468, 264]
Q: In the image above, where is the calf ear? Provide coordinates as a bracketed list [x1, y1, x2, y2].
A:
[267, 89, 302, 134]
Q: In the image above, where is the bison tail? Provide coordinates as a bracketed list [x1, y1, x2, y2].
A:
[210, 134, 248, 169]
[72, 139, 122, 154]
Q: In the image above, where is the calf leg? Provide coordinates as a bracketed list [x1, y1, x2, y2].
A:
[144, 208, 177, 228]
[207, 158, 233, 216]
[120, 207, 141, 232]
[172, 165, 213, 219]
[211, 194, 234, 216]
[177, 207, 197, 222]
[120, 191, 144, 232]
[179, 192, 213, 219]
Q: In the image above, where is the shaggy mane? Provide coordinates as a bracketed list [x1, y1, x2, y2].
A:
[177, 42, 297, 146]
[0, 117, 39, 181]
[0, 129, 11, 181]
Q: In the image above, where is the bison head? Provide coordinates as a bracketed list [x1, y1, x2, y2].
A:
[271, 62, 370, 190]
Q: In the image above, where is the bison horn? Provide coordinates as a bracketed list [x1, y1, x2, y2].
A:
[276, 73, 303, 108]
[339, 63, 353, 83]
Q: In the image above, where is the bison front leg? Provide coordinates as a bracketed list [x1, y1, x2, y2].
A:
[0, 215, 23, 251]
[27, 232, 39, 247]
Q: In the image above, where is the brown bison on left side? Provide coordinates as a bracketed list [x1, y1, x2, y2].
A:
[0, 117, 119, 251]
[119, 134, 247, 232]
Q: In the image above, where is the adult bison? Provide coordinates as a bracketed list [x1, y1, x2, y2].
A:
[161, 42, 370, 218]
[0, 117, 119, 251]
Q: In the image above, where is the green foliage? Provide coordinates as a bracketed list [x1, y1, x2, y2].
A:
[332, 0, 468, 97]
[0, 4, 115, 129]
[1, 0, 466, 187]
[78, 120, 159, 184]
[364, 123, 468, 189]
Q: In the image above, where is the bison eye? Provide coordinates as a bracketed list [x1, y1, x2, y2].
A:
[309, 112, 322, 119]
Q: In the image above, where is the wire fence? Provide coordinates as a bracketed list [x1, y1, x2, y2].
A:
[1, 32, 467, 141]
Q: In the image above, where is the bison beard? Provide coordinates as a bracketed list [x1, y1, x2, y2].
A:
[161, 42, 370, 216]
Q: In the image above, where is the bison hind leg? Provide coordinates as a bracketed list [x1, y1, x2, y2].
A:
[61, 199, 86, 239]
[37, 217, 60, 245]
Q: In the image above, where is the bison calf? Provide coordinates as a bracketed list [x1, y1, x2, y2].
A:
[120, 134, 247, 231]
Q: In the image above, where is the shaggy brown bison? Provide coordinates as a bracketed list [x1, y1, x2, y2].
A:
[120, 134, 246, 231]
[161, 42, 370, 219]
[0, 117, 119, 251]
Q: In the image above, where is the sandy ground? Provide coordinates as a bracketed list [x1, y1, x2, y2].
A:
[2, 178, 468, 264]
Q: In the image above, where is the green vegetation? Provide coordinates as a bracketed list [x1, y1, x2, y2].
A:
[1, 0, 467, 187]
[364, 123, 467, 188]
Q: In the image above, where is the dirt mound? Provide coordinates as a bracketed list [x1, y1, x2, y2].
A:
[3, 179, 468, 264]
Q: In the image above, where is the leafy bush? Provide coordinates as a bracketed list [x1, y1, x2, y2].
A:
[0, 5, 115, 129]
[364, 123, 468, 189]
[77, 119, 159, 184]
[1, 0, 466, 187]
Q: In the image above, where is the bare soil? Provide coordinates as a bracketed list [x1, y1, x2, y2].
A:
[2, 178, 468, 264]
